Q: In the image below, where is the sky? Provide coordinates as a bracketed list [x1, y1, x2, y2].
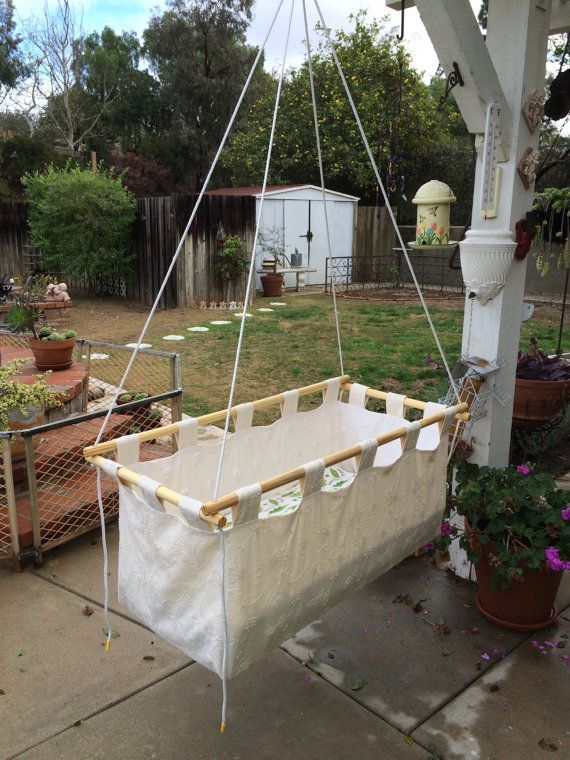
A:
[12, 0, 483, 82]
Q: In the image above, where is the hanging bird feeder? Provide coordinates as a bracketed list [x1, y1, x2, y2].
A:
[410, 180, 456, 248]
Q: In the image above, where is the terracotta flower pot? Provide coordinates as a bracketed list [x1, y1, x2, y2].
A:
[467, 522, 563, 631]
[28, 337, 75, 371]
[512, 377, 570, 429]
[260, 273, 284, 297]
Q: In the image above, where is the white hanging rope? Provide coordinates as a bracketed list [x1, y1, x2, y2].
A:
[301, 0, 343, 377]
[212, 0, 296, 503]
[94, 0, 287, 652]
[213, 0, 296, 732]
[312, 0, 460, 403]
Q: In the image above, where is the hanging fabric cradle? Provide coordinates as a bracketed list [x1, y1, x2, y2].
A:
[85, 0, 467, 729]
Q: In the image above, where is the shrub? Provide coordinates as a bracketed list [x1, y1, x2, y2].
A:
[22, 164, 137, 280]
[216, 235, 250, 280]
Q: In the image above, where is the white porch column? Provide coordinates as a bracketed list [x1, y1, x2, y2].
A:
[458, 0, 551, 469]
[410, 0, 553, 578]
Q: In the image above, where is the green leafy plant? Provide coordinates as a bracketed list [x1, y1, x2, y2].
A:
[216, 235, 250, 280]
[4, 276, 45, 338]
[437, 462, 570, 589]
[0, 360, 62, 431]
[22, 163, 137, 280]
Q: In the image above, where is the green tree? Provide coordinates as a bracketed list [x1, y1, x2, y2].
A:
[0, 0, 24, 94]
[81, 28, 163, 152]
[23, 164, 137, 279]
[143, 0, 260, 187]
[222, 12, 454, 205]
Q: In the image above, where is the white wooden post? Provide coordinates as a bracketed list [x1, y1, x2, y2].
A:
[408, 0, 554, 577]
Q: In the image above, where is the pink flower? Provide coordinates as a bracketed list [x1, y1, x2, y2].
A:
[561, 505, 570, 521]
[545, 546, 570, 572]
[440, 521, 454, 536]
[517, 464, 531, 475]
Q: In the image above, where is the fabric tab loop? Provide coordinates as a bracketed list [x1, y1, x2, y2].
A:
[348, 383, 368, 409]
[115, 435, 140, 466]
[234, 403, 254, 432]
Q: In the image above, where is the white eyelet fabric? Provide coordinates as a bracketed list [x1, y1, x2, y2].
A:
[233, 403, 254, 431]
[116, 399, 449, 679]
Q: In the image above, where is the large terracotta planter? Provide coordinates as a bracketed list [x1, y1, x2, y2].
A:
[28, 337, 75, 371]
[260, 273, 284, 297]
[512, 377, 570, 429]
[469, 523, 563, 631]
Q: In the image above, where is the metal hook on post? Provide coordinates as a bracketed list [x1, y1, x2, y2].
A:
[397, 1, 405, 41]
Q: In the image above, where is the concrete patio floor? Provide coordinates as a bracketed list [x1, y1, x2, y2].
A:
[1, 525, 569, 760]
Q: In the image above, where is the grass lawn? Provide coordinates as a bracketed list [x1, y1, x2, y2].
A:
[69, 294, 569, 419]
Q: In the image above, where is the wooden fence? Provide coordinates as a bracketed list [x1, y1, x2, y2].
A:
[0, 202, 29, 277]
[0, 195, 256, 308]
[1, 198, 566, 305]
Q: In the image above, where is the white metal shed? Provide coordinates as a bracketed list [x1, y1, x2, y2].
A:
[208, 185, 359, 290]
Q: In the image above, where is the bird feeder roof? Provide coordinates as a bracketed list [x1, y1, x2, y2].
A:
[412, 180, 456, 205]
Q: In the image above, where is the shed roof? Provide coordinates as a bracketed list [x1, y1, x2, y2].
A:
[207, 185, 303, 196]
[207, 184, 359, 201]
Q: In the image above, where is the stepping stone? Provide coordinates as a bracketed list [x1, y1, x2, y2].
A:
[210, 320, 232, 325]
[269, 302, 287, 306]
[162, 335, 185, 341]
[187, 326, 209, 332]
[124, 342, 152, 349]
[233, 313, 253, 318]
[90, 353, 110, 360]
[256, 308, 274, 312]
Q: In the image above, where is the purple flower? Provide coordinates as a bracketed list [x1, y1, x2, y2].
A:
[423, 541, 435, 551]
[561, 505, 570, 522]
[517, 464, 531, 475]
[545, 546, 570, 572]
[440, 521, 454, 536]
[481, 652, 490, 661]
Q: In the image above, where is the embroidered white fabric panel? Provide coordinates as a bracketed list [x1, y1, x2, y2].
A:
[117, 400, 448, 679]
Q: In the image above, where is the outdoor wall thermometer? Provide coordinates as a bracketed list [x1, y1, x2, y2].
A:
[480, 101, 502, 219]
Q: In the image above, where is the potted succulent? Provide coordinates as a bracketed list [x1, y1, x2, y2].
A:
[116, 391, 162, 431]
[4, 276, 76, 371]
[0, 359, 62, 463]
[437, 461, 569, 632]
[513, 337, 570, 428]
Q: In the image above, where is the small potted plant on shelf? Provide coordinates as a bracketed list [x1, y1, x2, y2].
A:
[259, 228, 287, 297]
[4, 276, 76, 371]
[513, 336, 570, 429]
[437, 461, 569, 632]
[0, 359, 62, 463]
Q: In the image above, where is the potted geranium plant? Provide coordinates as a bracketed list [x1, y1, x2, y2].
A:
[513, 336, 570, 428]
[4, 276, 76, 371]
[437, 461, 569, 632]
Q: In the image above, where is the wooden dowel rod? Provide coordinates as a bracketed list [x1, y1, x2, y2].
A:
[84, 375, 351, 458]
[200, 403, 467, 515]
[88, 402, 467, 521]
[341, 383, 471, 422]
[86, 457, 226, 528]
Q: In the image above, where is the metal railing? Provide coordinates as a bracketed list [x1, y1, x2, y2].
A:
[0, 336, 182, 569]
[325, 253, 465, 296]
